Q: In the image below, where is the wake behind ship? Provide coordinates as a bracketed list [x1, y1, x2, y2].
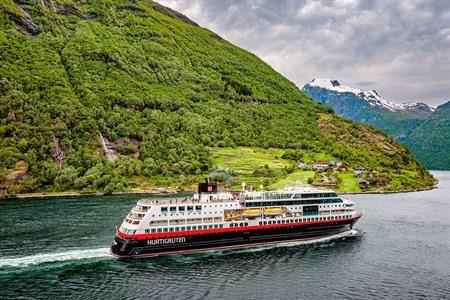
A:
[110, 180, 362, 258]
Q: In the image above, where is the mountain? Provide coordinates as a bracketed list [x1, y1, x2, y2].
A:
[303, 79, 449, 170]
[0, 0, 434, 194]
[403, 102, 450, 170]
[304, 79, 434, 115]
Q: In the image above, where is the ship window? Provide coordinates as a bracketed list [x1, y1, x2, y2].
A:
[169, 227, 174, 232]
[181, 227, 185, 231]
[161, 207, 168, 213]
[230, 223, 234, 228]
[187, 206, 193, 212]
[175, 227, 180, 231]
[214, 217, 223, 222]
[151, 229, 156, 233]
[157, 228, 162, 233]
[145, 229, 150, 233]
[170, 207, 176, 212]
[170, 219, 186, 225]
[186, 226, 191, 230]
[179, 206, 185, 212]
[277, 220, 281, 224]
[219, 224, 223, 228]
[150, 220, 168, 226]
[187, 218, 202, 224]
[203, 225, 208, 229]
[259, 221, 262, 225]
[214, 224, 218, 229]
[209, 225, 213, 229]
[244, 222, 248, 226]
[163, 228, 168, 232]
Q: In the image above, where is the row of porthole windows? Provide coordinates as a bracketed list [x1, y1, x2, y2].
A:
[122, 228, 136, 234]
[320, 204, 343, 208]
[258, 215, 352, 225]
[160, 203, 240, 214]
[153, 211, 221, 217]
[146, 224, 224, 233]
[230, 222, 249, 228]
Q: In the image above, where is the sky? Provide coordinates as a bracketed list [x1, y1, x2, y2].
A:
[158, 0, 450, 107]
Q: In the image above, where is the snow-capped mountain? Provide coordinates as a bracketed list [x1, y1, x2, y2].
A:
[304, 78, 435, 115]
[302, 78, 449, 170]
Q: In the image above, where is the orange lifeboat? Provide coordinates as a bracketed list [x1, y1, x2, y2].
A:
[264, 207, 284, 216]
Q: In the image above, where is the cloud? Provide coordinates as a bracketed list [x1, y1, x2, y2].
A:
[357, 81, 377, 87]
[158, 0, 450, 106]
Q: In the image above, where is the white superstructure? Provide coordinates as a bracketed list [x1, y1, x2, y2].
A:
[119, 184, 361, 236]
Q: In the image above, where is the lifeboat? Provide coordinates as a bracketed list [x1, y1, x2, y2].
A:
[225, 213, 239, 221]
[242, 208, 262, 217]
[264, 207, 284, 216]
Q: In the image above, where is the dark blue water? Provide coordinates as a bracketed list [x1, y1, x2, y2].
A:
[0, 171, 449, 299]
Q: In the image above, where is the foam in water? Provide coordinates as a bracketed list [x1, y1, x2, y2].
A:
[229, 229, 361, 254]
[0, 230, 361, 268]
[0, 247, 111, 268]
[169, 229, 362, 263]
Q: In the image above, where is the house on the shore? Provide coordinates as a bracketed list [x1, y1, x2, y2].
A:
[359, 180, 369, 189]
[298, 162, 308, 170]
[313, 161, 330, 171]
[337, 164, 347, 172]
[325, 166, 336, 172]
[353, 166, 367, 176]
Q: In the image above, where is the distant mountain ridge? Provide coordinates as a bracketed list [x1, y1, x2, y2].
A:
[303, 79, 449, 170]
[305, 79, 435, 115]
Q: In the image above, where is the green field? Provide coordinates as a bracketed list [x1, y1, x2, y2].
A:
[269, 171, 315, 189]
[335, 173, 361, 193]
[210, 147, 290, 188]
[210, 147, 289, 174]
[210, 147, 360, 191]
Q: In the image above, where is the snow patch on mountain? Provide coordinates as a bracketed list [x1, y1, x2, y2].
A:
[304, 79, 435, 114]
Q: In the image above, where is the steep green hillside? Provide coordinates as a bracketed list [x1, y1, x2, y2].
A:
[401, 102, 450, 170]
[0, 0, 434, 194]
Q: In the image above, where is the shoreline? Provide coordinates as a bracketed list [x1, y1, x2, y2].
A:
[0, 184, 438, 201]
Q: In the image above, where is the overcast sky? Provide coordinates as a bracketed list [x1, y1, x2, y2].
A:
[158, 0, 449, 106]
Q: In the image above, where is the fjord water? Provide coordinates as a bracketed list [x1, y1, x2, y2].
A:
[1, 172, 449, 299]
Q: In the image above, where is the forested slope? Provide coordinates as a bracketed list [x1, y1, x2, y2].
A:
[0, 0, 434, 194]
[401, 102, 450, 170]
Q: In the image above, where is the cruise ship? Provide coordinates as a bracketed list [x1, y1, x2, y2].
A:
[110, 180, 363, 258]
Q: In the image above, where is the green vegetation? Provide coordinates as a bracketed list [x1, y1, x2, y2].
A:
[335, 173, 360, 193]
[400, 102, 450, 170]
[0, 0, 435, 195]
[270, 171, 315, 189]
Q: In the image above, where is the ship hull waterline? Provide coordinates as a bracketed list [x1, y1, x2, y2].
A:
[110, 217, 360, 259]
